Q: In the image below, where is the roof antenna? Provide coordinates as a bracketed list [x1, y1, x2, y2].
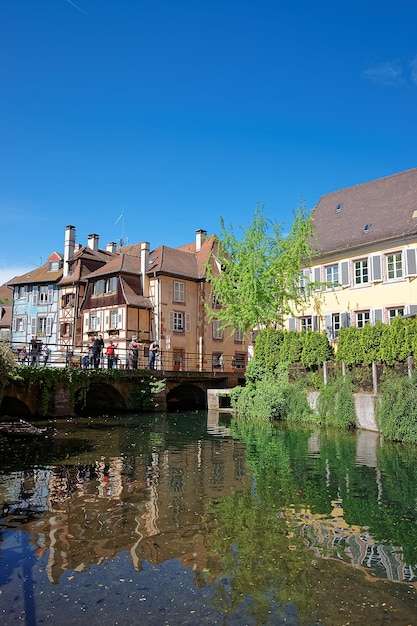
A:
[114, 213, 128, 247]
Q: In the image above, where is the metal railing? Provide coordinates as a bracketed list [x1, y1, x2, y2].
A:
[8, 341, 246, 374]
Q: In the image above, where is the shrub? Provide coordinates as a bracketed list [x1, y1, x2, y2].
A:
[376, 371, 417, 442]
[300, 331, 334, 369]
[317, 374, 356, 429]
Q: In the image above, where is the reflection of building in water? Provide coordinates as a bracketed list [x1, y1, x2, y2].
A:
[290, 499, 417, 584]
[0, 438, 249, 584]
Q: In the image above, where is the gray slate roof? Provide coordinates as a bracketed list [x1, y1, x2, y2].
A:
[312, 168, 417, 256]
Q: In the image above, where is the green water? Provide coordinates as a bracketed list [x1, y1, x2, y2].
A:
[1, 412, 417, 625]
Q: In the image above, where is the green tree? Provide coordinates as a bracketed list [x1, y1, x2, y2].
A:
[0, 343, 18, 404]
[205, 203, 316, 333]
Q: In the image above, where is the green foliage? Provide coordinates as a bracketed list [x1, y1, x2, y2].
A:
[317, 373, 356, 429]
[336, 326, 364, 365]
[380, 317, 411, 365]
[231, 363, 314, 424]
[0, 343, 18, 403]
[300, 331, 334, 369]
[279, 330, 304, 364]
[205, 203, 317, 333]
[8, 367, 163, 416]
[253, 327, 285, 372]
[377, 370, 417, 442]
[360, 321, 384, 365]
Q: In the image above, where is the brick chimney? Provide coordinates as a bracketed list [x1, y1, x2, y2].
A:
[88, 233, 99, 251]
[196, 229, 207, 252]
[63, 225, 76, 278]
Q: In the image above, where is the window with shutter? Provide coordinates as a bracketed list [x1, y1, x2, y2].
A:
[371, 255, 382, 282]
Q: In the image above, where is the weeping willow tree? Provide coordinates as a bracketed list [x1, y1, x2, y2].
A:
[205, 203, 317, 334]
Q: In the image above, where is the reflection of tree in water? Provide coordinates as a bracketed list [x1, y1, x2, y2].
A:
[202, 417, 417, 623]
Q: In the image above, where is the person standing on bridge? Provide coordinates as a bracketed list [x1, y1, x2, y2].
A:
[128, 336, 141, 369]
[149, 341, 159, 370]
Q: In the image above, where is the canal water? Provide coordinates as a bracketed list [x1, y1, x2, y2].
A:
[1, 411, 417, 626]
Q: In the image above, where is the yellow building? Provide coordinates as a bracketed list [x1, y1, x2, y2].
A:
[288, 168, 417, 342]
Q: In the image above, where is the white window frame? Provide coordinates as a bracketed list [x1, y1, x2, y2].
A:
[37, 316, 47, 335]
[89, 313, 99, 331]
[386, 252, 403, 280]
[354, 259, 369, 285]
[300, 317, 312, 332]
[39, 285, 48, 303]
[356, 310, 370, 328]
[173, 281, 185, 303]
[332, 313, 341, 339]
[325, 264, 339, 289]
[110, 310, 119, 329]
[388, 307, 404, 324]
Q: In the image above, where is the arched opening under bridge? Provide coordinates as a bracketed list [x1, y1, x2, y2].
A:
[166, 384, 206, 411]
[74, 383, 127, 416]
[0, 395, 32, 418]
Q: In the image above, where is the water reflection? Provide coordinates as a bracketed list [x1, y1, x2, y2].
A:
[1, 412, 417, 625]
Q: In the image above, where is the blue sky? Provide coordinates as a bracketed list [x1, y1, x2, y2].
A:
[1, 0, 417, 284]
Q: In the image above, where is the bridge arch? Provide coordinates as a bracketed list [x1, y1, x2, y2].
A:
[0, 395, 33, 418]
[166, 383, 206, 411]
[74, 382, 127, 416]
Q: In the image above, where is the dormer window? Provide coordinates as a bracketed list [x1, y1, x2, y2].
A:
[336, 203, 343, 212]
[49, 260, 60, 272]
[364, 224, 372, 233]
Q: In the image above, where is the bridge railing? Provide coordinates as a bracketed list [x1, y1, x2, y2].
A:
[6, 340, 246, 374]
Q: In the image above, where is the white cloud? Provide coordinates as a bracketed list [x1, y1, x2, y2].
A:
[410, 55, 417, 85]
[0, 266, 32, 286]
[362, 60, 403, 86]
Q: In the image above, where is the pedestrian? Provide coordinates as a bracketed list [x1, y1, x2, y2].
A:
[41, 344, 50, 366]
[219, 353, 224, 372]
[106, 341, 118, 369]
[149, 340, 159, 370]
[66, 348, 74, 367]
[81, 345, 90, 369]
[128, 336, 140, 369]
[18, 346, 27, 365]
[92, 335, 103, 369]
[29, 336, 40, 366]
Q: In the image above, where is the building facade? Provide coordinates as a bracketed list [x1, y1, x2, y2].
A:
[288, 168, 417, 343]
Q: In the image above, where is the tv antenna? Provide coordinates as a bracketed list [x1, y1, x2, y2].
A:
[114, 213, 128, 247]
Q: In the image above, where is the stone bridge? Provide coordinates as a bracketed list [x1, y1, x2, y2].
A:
[0, 370, 244, 418]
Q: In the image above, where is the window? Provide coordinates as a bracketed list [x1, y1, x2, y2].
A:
[386, 253, 403, 280]
[14, 317, 25, 332]
[89, 313, 99, 330]
[169, 311, 184, 331]
[62, 293, 74, 307]
[356, 311, 370, 328]
[39, 286, 49, 303]
[110, 310, 119, 328]
[325, 264, 339, 289]
[332, 314, 340, 339]
[234, 329, 244, 343]
[93, 280, 105, 296]
[388, 307, 404, 323]
[37, 316, 47, 335]
[354, 259, 368, 285]
[213, 319, 223, 340]
[49, 260, 60, 272]
[299, 270, 309, 294]
[106, 277, 117, 293]
[60, 322, 73, 337]
[212, 293, 222, 309]
[300, 317, 312, 332]
[173, 281, 185, 303]
[16, 286, 26, 300]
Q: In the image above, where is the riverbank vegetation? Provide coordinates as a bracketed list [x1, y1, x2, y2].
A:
[231, 319, 417, 442]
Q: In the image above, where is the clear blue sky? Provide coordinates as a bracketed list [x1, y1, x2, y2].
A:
[1, 0, 417, 284]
